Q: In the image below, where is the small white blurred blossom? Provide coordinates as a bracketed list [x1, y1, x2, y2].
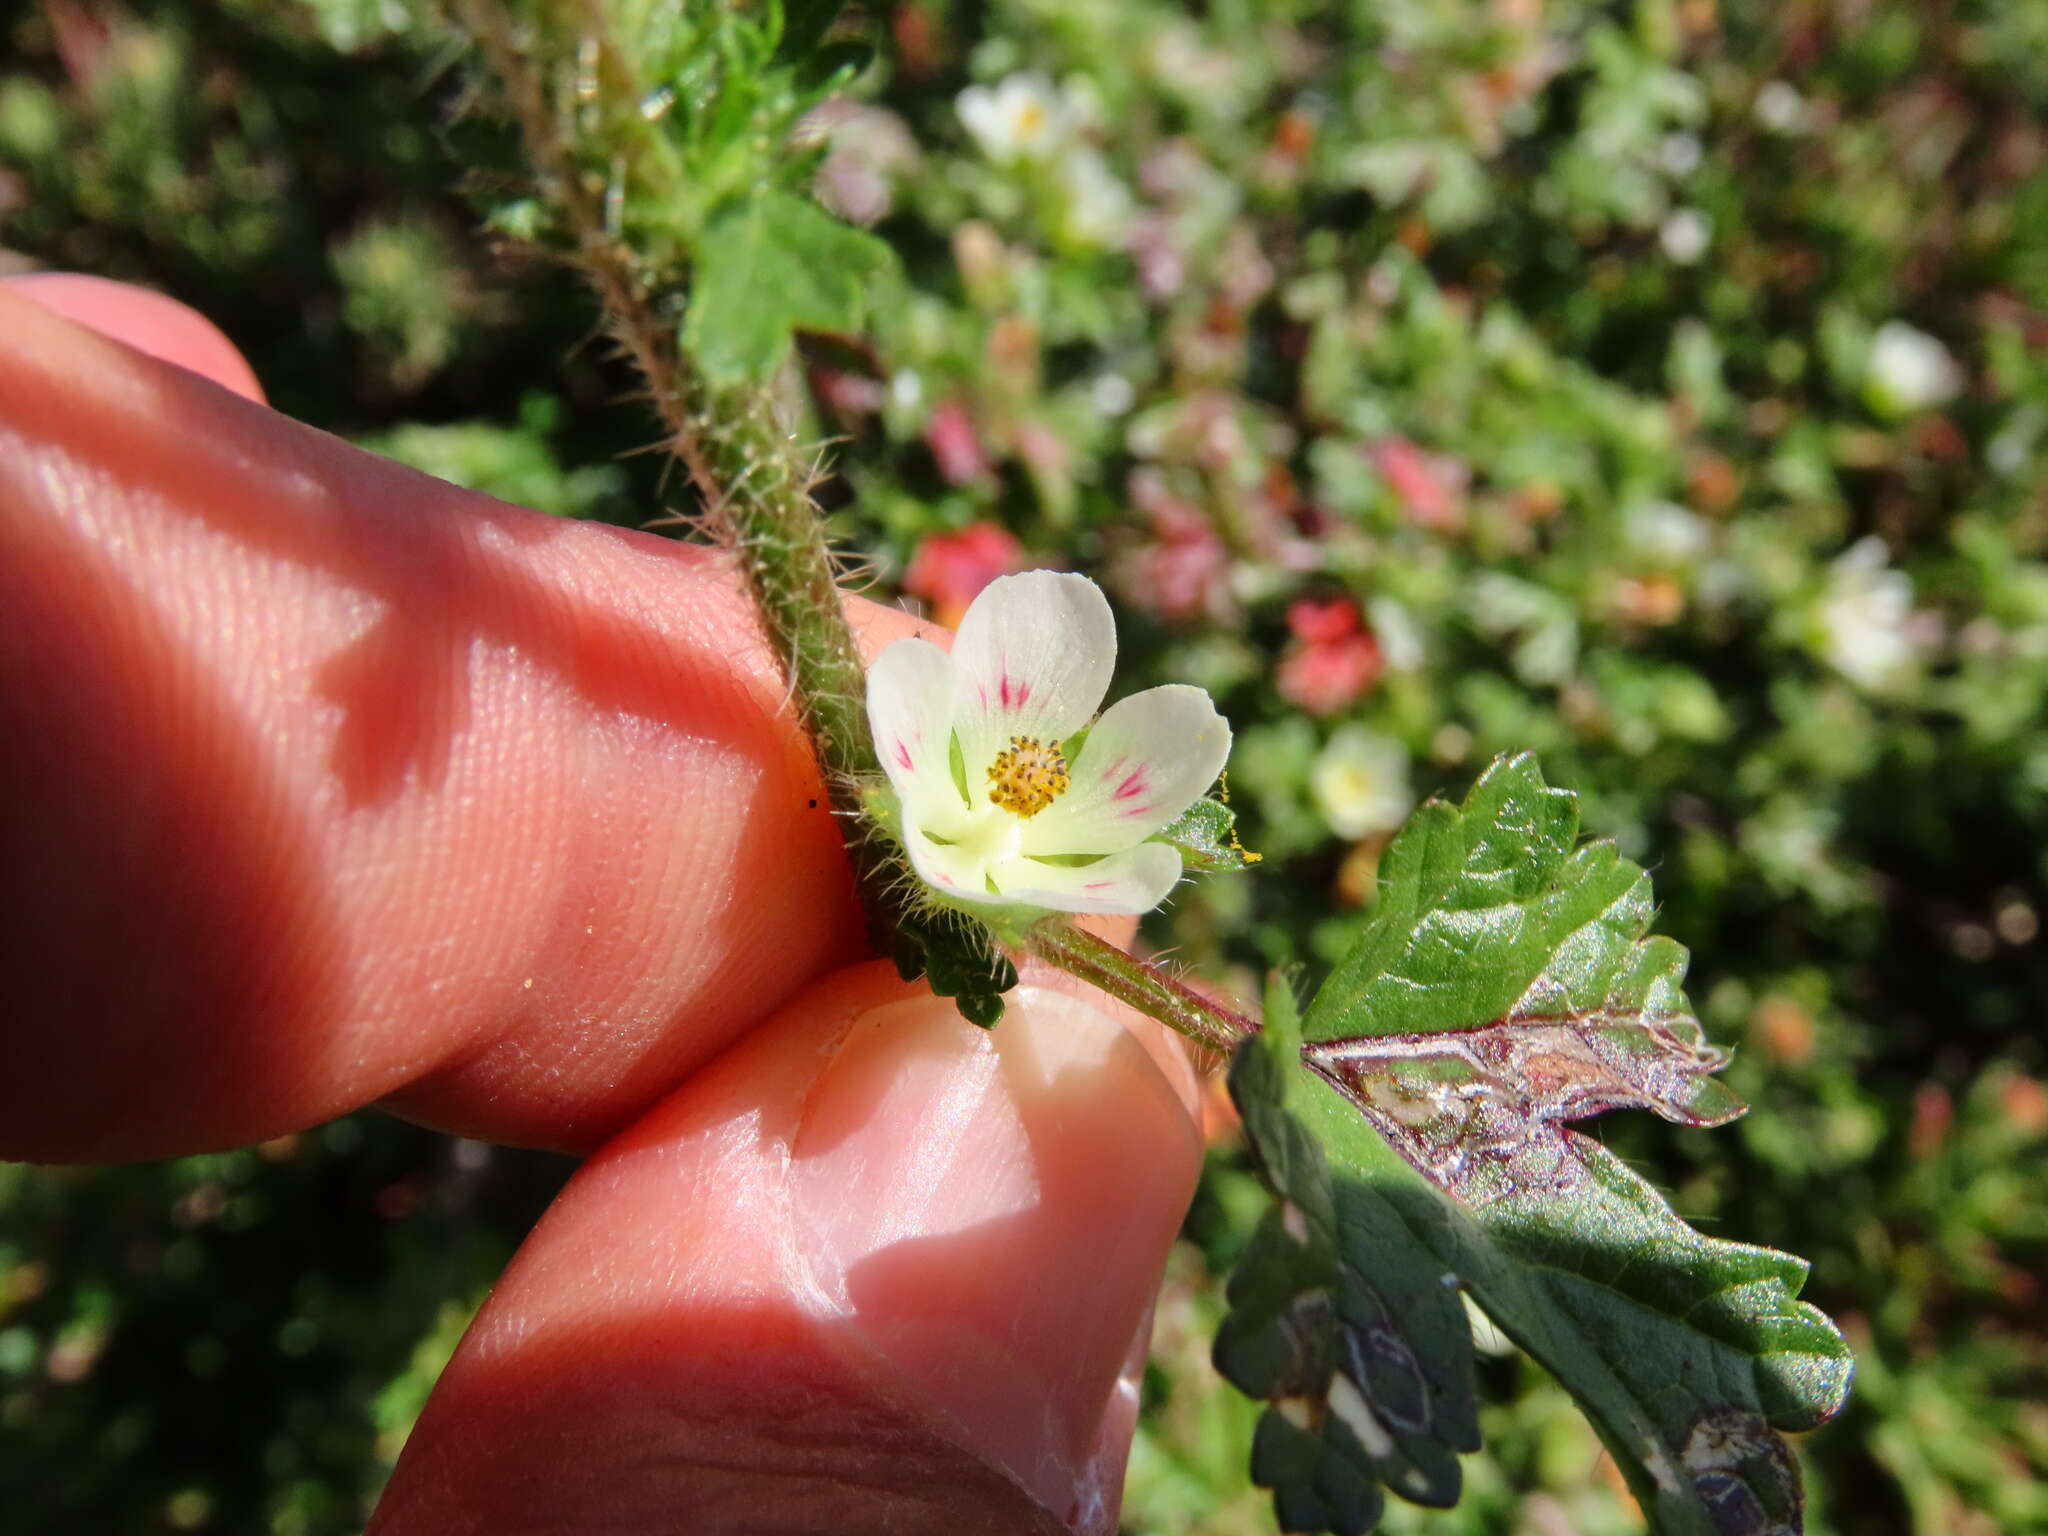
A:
[1057, 148, 1133, 248]
[1626, 500, 1712, 564]
[1753, 80, 1805, 133]
[1090, 373, 1136, 416]
[1866, 321, 1963, 417]
[1659, 131, 1703, 178]
[1815, 537, 1916, 691]
[1366, 596, 1425, 673]
[1660, 208, 1712, 265]
[888, 370, 925, 414]
[957, 73, 1070, 165]
[1311, 726, 1414, 841]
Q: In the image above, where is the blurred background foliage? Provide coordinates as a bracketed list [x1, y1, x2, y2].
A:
[3, 0, 2046, 1531]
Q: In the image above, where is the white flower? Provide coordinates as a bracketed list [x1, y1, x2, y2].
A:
[1659, 207, 1712, 264]
[1056, 148, 1133, 249]
[1367, 596, 1425, 673]
[1866, 321, 1963, 417]
[1815, 537, 1915, 690]
[1753, 80, 1805, 134]
[1090, 373, 1136, 416]
[1311, 726, 1413, 841]
[1660, 131, 1703, 178]
[1626, 499, 1712, 564]
[957, 73, 1071, 165]
[867, 571, 1231, 914]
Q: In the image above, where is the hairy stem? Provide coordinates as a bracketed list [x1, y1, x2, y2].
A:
[1024, 919, 1258, 1056]
[452, 0, 889, 914]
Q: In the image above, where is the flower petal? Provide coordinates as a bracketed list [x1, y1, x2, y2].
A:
[989, 842, 1184, 915]
[901, 822, 998, 901]
[1020, 684, 1230, 855]
[866, 637, 964, 815]
[950, 571, 1116, 784]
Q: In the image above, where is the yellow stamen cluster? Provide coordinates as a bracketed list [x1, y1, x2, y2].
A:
[987, 735, 1070, 818]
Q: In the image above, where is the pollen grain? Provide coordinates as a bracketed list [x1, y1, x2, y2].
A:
[987, 736, 1070, 818]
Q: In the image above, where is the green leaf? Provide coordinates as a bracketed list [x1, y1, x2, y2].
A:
[1157, 794, 1261, 874]
[1214, 978, 1480, 1536]
[1217, 755, 1853, 1535]
[682, 191, 898, 386]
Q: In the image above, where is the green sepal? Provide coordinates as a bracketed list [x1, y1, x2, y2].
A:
[889, 911, 1017, 1029]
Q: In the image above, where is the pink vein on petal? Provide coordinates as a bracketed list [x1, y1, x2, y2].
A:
[893, 741, 915, 772]
[1113, 771, 1149, 801]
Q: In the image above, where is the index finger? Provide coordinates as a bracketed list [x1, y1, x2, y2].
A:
[0, 284, 940, 1160]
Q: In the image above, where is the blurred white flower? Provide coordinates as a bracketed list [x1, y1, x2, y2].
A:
[1311, 725, 1414, 841]
[1090, 373, 1136, 416]
[1865, 321, 1963, 417]
[1753, 80, 1805, 133]
[1815, 537, 1916, 691]
[1626, 500, 1712, 564]
[1057, 148, 1133, 248]
[957, 73, 1070, 164]
[1659, 131, 1703, 178]
[1366, 596, 1425, 673]
[888, 369, 924, 413]
[867, 572, 1230, 914]
[1660, 207, 1712, 264]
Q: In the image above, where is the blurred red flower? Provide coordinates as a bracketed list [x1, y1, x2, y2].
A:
[902, 521, 1024, 628]
[1278, 596, 1384, 715]
[1368, 436, 1466, 531]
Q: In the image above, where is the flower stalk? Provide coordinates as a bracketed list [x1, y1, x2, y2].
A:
[1024, 919, 1257, 1057]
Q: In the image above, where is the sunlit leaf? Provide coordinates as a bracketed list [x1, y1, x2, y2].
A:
[1219, 755, 1853, 1535]
[683, 191, 897, 386]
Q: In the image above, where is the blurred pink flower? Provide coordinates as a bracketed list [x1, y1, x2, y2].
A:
[1368, 437, 1467, 531]
[1118, 469, 1232, 624]
[810, 367, 887, 419]
[903, 521, 1023, 628]
[1278, 597, 1385, 716]
[1130, 213, 1185, 301]
[925, 399, 992, 486]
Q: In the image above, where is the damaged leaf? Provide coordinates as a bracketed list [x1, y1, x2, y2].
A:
[1218, 754, 1852, 1535]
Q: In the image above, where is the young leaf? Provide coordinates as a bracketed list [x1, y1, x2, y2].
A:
[682, 191, 898, 386]
[1156, 794, 1261, 874]
[1218, 754, 1852, 1535]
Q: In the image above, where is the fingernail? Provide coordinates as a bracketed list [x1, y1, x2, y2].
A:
[789, 985, 1201, 1526]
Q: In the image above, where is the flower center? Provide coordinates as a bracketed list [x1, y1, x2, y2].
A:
[986, 735, 1069, 818]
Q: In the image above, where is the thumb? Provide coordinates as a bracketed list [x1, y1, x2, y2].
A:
[370, 961, 1203, 1535]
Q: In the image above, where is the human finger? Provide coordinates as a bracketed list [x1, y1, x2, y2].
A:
[6, 272, 266, 402]
[369, 960, 1201, 1536]
[1, 285, 926, 1159]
